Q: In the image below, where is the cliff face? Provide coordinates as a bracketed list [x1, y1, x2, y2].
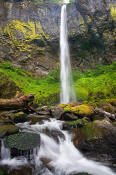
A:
[0, 0, 115, 75]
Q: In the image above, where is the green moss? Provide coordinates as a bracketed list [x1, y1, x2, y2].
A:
[0, 62, 60, 106]
[64, 104, 94, 116]
[74, 62, 116, 102]
[0, 61, 115, 106]
[67, 119, 85, 128]
[0, 72, 20, 99]
[77, 122, 104, 141]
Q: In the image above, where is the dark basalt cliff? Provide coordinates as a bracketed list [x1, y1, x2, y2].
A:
[0, 0, 115, 75]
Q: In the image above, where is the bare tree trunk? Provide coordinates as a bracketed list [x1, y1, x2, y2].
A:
[0, 94, 34, 110]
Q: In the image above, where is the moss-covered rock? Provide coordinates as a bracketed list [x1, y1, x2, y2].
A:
[64, 104, 94, 116]
[10, 112, 28, 123]
[5, 132, 40, 150]
[74, 120, 116, 158]
[0, 125, 19, 138]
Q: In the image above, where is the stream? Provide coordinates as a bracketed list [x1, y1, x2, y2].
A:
[0, 119, 115, 175]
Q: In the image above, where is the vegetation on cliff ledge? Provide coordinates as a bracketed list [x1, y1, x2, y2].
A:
[0, 61, 115, 106]
[0, 62, 60, 106]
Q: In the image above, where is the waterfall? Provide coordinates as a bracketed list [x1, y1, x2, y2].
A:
[60, 4, 76, 104]
[0, 120, 115, 175]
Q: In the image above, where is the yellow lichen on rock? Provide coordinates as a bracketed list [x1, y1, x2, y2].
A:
[64, 104, 94, 116]
[3, 20, 49, 51]
[111, 5, 116, 20]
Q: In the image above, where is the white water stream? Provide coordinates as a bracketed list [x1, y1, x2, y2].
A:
[60, 4, 76, 104]
[0, 119, 115, 175]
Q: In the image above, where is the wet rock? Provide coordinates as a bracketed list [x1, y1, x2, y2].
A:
[50, 106, 65, 119]
[0, 125, 19, 138]
[99, 102, 116, 113]
[0, 165, 32, 175]
[28, 115, 50, 124]
[5, 132, 40, 151]
[10, 112, 28, 123]
[61, 112, 78, 121]
[36, 106, 50, 115]
[44, 128, 65, 143]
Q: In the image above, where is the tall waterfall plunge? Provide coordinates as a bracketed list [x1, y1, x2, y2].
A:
[60, 4, 76, 104]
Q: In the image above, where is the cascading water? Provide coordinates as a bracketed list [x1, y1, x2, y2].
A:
[0, 119, 115, 175]
[60, 4, 76, 104]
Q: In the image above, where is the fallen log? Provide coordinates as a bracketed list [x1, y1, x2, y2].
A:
[0, 94, 34, 110]
[95, 108, 116, 121]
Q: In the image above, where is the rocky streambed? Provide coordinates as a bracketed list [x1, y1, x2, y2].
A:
[0, 99, 116, 175]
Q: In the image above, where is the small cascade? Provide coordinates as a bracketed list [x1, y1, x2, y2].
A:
[60, 4, 76, 104]
[1, 139, 10, 160]
[0, 120, 115, 175]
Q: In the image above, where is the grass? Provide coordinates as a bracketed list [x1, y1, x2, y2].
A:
[0, 61, 115, 106]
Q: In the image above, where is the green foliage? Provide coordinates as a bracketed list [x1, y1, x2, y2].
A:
[0, 62, 60, 106]
[46, 69, 60, 83]
[67, 119, 85, 128]
[74, 62, 116, 101]
[0, 61, 115, 106]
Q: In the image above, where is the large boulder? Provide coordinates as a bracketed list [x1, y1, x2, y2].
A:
[10, 112, 28, 123]
[5, 132, 40, 150]
[74, 119, 116, 159]
[64, 104, 94, 117]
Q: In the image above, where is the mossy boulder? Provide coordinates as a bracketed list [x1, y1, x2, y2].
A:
[10, 112, 28, 123]
[64, 104, 94, 116]
[0, 125, 19, 138]
[75, 120, 116, 158]
[5, 132, 40, 150]
[0, 72, 20, 99]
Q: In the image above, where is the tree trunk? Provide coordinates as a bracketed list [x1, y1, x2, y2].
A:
[0, 94, 34, 110]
